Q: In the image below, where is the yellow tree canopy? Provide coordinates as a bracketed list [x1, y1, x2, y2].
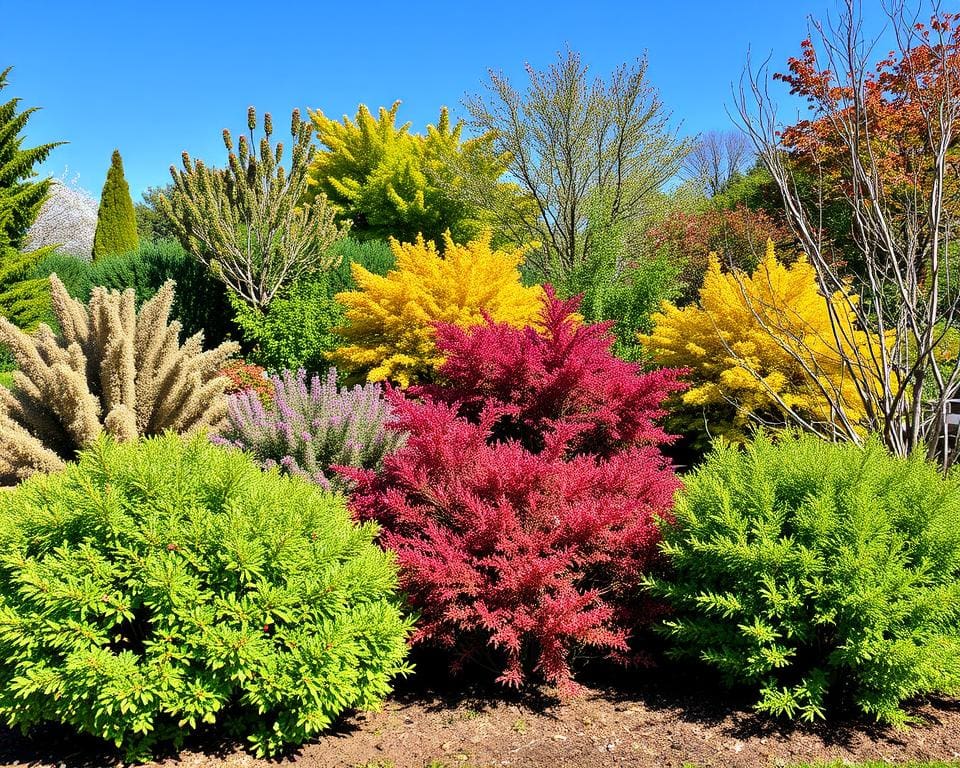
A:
[307, 102, 520, 245]
[640, 241, 885, 443]
[332, 231, 544, 386]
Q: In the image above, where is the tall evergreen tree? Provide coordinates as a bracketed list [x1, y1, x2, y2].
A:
[92, 149, 138, 259]
[0, 66, 62, 329]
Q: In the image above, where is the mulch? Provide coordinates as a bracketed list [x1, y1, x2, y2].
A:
[0, 659, 958, 768]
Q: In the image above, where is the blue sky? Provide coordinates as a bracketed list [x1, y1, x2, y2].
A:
[2, 0, 891, 200]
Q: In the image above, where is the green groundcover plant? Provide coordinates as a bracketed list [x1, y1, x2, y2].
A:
[648, 432, 960, 725]
[0, 434, 413, 759]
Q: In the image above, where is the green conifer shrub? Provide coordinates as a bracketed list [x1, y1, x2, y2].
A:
[92, 150, 139, 260]
[30, 252, 93, 301]
[327, 237, 395, 291]
[0, 66, 62, 328]
[648, 432, 960, 725]
[0, 433, 412, 759]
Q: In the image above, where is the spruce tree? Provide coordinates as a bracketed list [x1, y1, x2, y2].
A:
[92, 149, 138, 259]
[0, 66, 62, 328]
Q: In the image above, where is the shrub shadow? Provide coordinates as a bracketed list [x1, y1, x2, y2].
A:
[0, 722, 122, 768]
[578, 652, 945, 751]
[0, 710, 363, 767]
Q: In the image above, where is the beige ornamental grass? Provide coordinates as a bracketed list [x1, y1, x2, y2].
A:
[0, 275, 238, 484]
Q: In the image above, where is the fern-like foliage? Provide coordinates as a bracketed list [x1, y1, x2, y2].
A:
[0, 275, 238, 483]
[648, 431, 960, 725]
[345, 292, 684, 695]
[0, 434, 412, 759]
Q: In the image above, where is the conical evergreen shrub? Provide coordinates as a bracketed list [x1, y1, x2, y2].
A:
[92, 149, 139, 259]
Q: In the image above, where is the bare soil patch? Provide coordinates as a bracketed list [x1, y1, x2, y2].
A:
[0, 662, 958, 768]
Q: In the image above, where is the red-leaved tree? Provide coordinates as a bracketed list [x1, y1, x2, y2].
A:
[343, 290, 685, 695]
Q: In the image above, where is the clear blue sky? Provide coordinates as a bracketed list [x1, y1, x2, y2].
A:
[1, 0, 892, 200]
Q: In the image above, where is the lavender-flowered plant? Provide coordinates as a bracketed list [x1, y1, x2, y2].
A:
[214, 368, 404, 492]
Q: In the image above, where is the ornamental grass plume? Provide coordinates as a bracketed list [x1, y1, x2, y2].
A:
[214, 368, 403, 492]
[0, 275, 238, 484]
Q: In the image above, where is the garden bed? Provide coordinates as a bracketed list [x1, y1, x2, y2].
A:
[1, 667, 958, 768]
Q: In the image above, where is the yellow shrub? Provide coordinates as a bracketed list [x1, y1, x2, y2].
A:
[640, 242, 884, 443]
[332, 231, 543, 386]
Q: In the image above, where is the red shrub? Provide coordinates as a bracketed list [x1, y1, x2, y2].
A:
[418, 287, 682, 457]
[218, 360, 273, 404]
[344, 291, 685, 695]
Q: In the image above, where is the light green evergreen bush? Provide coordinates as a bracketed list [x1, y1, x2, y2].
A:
[0, 434, 412, 759]
[231, 274, 343, 374]
[649, 432, 960, 725]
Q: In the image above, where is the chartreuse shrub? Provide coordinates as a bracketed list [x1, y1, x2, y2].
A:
[648, 432, 960, 725]
[332, 231, 543, 386]
[0, 434, 412, 759]
[92, 150, 139, 260]
[230, 273, 343, 375]
[307, 102, 514, 244]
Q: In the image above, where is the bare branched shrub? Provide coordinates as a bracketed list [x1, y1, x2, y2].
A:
[0, 275, 239, 483]
[735, 1, 960, 468]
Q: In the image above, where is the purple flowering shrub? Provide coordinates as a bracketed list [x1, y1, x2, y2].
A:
[214, 368, 404, 492]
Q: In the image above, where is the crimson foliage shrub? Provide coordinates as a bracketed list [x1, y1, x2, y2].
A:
[345, 289, 684, 695]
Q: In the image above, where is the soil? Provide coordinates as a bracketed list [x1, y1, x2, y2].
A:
[1, 662, 958, 768]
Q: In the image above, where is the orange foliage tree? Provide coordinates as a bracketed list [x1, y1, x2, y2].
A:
[736, 5, 960, 467]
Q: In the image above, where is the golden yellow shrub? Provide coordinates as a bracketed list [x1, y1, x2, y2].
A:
[332, 231, 543, 386]
[640, 241, 884, 443]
